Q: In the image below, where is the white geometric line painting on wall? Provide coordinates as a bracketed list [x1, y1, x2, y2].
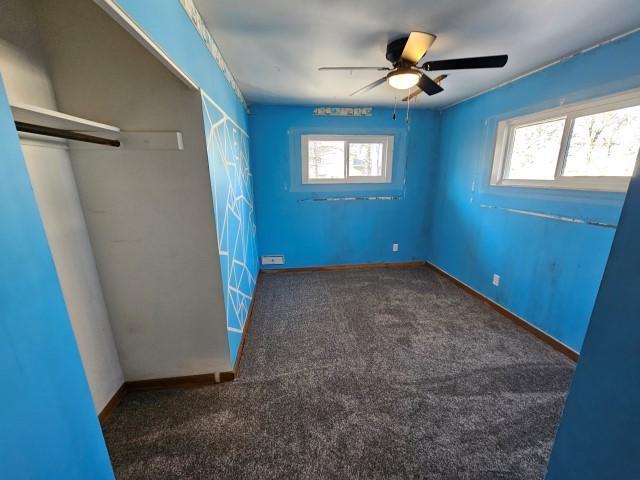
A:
[201, 92, 258, 365]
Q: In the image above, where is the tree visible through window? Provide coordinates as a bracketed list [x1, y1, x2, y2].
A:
[564, 105, 640, 177]
[302, 135, 393, 184]
[507, 119, 565, 180]
[308, 140, 344, 180]
[349, 143, 384, 177]
[492, 90, 640, 191]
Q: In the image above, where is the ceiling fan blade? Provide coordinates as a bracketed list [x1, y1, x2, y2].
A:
[422, 55, 508, 71]
[349, 76, 388, 96]
[402, 75, 447, 101]
[319, 66, 390, 71]
[400, 31, 436, 64]
[417, 74, 444, 96]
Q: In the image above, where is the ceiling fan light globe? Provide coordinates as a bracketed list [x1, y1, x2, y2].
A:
[387, 69, 420, 90]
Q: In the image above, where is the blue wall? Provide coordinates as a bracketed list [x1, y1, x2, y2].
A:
[547, 162, 640, 479]
[250, 105, 440, 268]
[202, 94, 259, 365]
[116, 0, 257, 363]
[428, 32, 640, 352]
[0, 80, 113, 478]
[116, 0, 638, 356]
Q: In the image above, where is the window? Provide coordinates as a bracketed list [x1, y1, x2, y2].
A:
[301, 135, 393, 184]
[491, 90, 640, 191]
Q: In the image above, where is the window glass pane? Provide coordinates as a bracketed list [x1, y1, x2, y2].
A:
[563, 105, 640, 177]
[506, 118, 565, 180]
[348, 142, 384, 177]
[308, 140, 345, 179]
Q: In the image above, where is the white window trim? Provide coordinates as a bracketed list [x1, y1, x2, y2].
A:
[301, 134, 394, 184]
[491, 88, 640, 192]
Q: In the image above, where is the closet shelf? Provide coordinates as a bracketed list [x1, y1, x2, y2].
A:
[10, 103, 120, 134]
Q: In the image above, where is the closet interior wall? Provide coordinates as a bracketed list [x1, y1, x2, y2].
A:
[0, 0, 232, 414]
[32, 0, 232, 381]
[0, 0, 123, 412]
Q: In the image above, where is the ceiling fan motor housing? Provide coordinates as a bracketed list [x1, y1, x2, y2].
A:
[319, 31, 507, 100]
[386, 36, 411, 66]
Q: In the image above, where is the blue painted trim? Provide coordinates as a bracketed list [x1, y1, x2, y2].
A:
[288, 126, 407, 195]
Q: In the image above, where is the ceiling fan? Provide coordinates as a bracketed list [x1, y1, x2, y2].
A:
[319, 32, 508, 101]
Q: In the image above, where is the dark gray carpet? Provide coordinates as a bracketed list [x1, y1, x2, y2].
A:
[103, 266, 575, 479]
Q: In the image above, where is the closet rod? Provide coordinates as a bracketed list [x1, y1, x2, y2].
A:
[15, 121, 121, 147]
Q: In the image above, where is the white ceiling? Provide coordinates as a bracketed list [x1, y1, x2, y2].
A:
[193, 0, 640, 109]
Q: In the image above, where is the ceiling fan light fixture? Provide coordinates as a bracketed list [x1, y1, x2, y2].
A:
[387, 68, 420, 90]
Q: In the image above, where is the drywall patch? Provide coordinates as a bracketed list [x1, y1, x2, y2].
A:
[201, 91, 258, 365]
[313, 107, 373, 117]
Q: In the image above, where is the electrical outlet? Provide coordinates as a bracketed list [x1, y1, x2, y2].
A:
[261, 255, 285, 265]
[392, 243, 399, 252]
[492, 274, 500, 287]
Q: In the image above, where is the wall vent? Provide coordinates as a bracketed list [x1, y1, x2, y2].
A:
[261, 255, 285, 265]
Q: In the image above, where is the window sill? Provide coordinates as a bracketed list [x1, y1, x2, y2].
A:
[491, 178, 630, 193]
[297, 195, 401, 203]
[302, 180, 392, 186]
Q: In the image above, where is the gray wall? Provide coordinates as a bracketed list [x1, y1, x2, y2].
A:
[34, 0, 231, 379]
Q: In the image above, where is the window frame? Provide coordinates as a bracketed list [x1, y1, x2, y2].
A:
[490, 88, 640, 192]
[301, 134, 394, 184]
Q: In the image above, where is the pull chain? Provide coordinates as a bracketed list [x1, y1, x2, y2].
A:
[392, 96, 397, 120]
[406, 93, 411, 128]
